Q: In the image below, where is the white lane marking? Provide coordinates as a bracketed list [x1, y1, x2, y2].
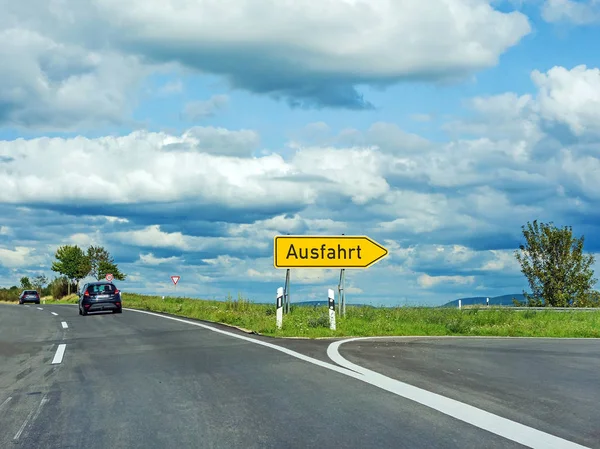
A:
[36, 307, 43, 310]
[51, 312, 58, 316]
[327, 338, 589, 449]
[125, 308, 589, 449]
[13, 394, 49, 441]
[25, 305, 30, 308]
[51, 344, 66, 364]
[61, 321, 68, 329]
[0, 396, 12, 410]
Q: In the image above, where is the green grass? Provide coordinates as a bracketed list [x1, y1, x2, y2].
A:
[38, 293, 600, 339]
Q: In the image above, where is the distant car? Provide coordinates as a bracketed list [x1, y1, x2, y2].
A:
[78, 281, 122, 315]
[19, 290, 40, 304]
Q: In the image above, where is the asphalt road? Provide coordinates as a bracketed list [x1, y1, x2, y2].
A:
[0, 304, 596, 449]
[335, 337, 600, 449]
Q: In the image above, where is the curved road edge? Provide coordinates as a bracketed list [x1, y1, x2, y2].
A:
[326, 337, 591, 449]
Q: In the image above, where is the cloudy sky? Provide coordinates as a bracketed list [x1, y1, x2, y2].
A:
[1, 0, 599, 306]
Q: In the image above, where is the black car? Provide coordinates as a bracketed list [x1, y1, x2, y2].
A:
[78, 281, 122, 315]
[19, 290, 40, 304]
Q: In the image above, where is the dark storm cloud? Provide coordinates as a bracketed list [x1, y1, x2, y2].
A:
[19, 200, 305, 226]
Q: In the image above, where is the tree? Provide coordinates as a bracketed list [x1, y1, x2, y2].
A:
[514, 220, 597, 307]
[20, 276, 32, 290]
[87, 245, 126, 281]
[51, 245, 91, 295]
[32, 274, 48, 294]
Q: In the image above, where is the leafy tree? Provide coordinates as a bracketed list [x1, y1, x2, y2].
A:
[20, 276, 32, 290]
[32, 274, 48, 294]
[514, 220, 597, 307]
[87, 245, 126, 281]
[51, 245, 91, 295]
[98, 259, 126, 281]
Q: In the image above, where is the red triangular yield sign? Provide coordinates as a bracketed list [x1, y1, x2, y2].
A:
[171, 275, 180, 285]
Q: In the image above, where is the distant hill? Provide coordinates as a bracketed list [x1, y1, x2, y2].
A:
[441, 294, 527, 308]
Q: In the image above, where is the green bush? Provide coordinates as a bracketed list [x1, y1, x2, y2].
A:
[307, 314, 330, 328]
[0, 286, 19, 302]
[49, 276, 76, 299]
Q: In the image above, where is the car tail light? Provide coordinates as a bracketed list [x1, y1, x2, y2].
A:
[116, 302, 121, 307]
[84, 304, 90, 308]
[114, 289, 120, 294]
[84, 291, 90, 297]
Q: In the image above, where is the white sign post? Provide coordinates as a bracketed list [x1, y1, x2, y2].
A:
[328, 289, 336, 331]
[276, 287, 284, 330]
[458, 299, 462, 310]
[486, 297, 490, 307]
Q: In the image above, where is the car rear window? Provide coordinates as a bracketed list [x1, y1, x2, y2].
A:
[24, 290, 38, 295]
[87, 284, 116, 294]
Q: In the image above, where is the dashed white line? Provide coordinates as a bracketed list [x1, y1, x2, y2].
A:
[61, 321, 68, 329]
[0, 396, 12, 410]
[126, 307, 591, 449]
[51, 344, 66, 364]
[36, 307, 43, 310]
[13, 394, 48, 441]
[51, 312, 58, 316]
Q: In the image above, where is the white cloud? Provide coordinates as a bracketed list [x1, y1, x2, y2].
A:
[182, 95, 229, 121]
[290, 145, 390, 204]
[541, 0, 600, 24]
[0, 246, 44, 268]
[0, 27, 147, 130]
[178, 126, 259, 157]
[418, 273, 476, 288]
[139, 253, 182, 265]
[112, 225, 270, 254]
[0, 127, 302, 206]
[0, 0, 531, 115]
[115, 225, 188, 250]
[103, 216, 129, 224]
[67, 233, 99, 247]
[532, 65, 600, 136]
[92, 0, 529, 77]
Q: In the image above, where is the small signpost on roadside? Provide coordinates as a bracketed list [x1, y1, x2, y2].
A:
[276, 287, 283, 330]
[328, 289, 336, 331]
[171, 275, 180, 294]
[105, 273, 114, 282]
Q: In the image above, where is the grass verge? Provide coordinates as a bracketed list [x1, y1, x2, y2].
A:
[36, 293, 600, 339]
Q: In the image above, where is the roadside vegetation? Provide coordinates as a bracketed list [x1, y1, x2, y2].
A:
[2, 220, 600, 338]
[36, 293, 600, 338]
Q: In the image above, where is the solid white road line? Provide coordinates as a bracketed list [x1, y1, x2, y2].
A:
[13, 394, 48, 441]
[0, 396, 12, 410]
[327, 337, 589, 449]
[125, 308, 589, 449]
[36, 307, 43, 310]
[51, 344, 66, 364]
[61, 321, 68, 329]
[51, 312, 58, 316]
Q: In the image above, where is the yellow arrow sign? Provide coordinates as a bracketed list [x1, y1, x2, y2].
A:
[274, 235, 389, 269]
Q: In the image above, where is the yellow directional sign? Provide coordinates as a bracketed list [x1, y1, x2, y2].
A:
[274, 235, 389, 269]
